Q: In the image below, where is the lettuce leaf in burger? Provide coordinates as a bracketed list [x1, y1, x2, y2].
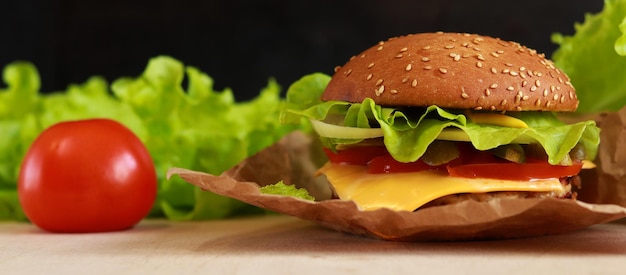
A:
[281, 32, 600, 212]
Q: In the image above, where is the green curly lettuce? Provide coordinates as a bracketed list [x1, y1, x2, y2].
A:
[552, 0, 626, 113]
[0, 56, 301, 221]
[282, 73, 600, 166]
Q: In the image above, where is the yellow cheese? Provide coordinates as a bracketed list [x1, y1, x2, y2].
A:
[466, 112, 529, 128]
[319, 163, 566, 212]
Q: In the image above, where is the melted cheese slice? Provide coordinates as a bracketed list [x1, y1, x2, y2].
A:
[319, 163, 566, 212]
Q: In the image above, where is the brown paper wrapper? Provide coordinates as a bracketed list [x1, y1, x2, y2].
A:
[167, 131, 626, 241]
[573, 106, 626, 207]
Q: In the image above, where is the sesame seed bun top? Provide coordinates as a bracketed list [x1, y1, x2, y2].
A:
[322, 32, 578, 112]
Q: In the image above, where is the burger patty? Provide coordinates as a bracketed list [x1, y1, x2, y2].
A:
[419, 176, 580, 210]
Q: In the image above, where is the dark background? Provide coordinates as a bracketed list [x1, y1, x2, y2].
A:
[0, 0, 603, 100]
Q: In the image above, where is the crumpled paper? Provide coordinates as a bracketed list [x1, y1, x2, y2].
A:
[167, 131, 626, 241]
[577, 106, 626, 207]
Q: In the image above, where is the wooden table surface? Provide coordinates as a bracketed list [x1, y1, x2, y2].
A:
[1, 215, 625, 274]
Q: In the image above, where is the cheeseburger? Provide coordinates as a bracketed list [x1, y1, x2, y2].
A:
[283, 32, 600, 212]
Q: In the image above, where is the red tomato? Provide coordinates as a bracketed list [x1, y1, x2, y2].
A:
[323, 146, 388, 165]
[368, 154, 444, 174]
[18, 119, 157, 233]
[447, 162, 583, 181]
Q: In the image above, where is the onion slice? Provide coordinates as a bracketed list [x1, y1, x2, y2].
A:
[310, 119, 535, 144]
[309, 119, 384, 139]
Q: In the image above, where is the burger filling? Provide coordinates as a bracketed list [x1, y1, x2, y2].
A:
[281, 73, 600, 211]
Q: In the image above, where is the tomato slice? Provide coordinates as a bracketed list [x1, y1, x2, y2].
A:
[323, 144, 582, 180]
[447, 161, 583, 181]
[368, 154, 443, 174]
[323, 146, 388, 165]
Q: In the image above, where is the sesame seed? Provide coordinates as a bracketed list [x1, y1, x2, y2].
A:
[497, 50, 505, 54]
[476, 61, 483, 68]
[473, 47, 481, 51]
[405, 64, 412, 71]
[345, 69, 352, 76]
[461, 92, 469, 99]
[411, 79, 418, 87]
[502, 69, 510, 74]
[400, 47, 408, 52]
[558, 77, 564, 84]
[445, 45, 454, 49]
[531, 86, 537, 92]
[375, 79, 384, 86]
[527, 71, 533, 77]
[377, 45, 384, 51]
[535, 71, 543, 77]
[516, 106, 522, 111]
[569, 91, 574, 99]
[519, 66, 526, 71]
[490, 83, 498, 89]
[474, 107, 483, 111]
[423, 46, 431, 50]
[424, 66, 432, 70]
[334, 66, 341, 72]
[395, 54, 404, 58]
[546, 101, 552, 108]
[505, 63, 513, 67]
[366, 74, 373, 81]
[491, 52, 500, 58]
[477, 54, 486, 61]
[422, 57, 430, 62]
[501, 99, 507, 106]
[454, 55, 461, 61]
[543, 89, 549, 97]
[449, 53, 457, 57]
[550, 86, 556, 93]
[553, 94, 559, 101]
[402, 77, 409, 83]
[509, 71, 518, 76]
[535, 98, 542, 106]
[375, 85, 385, 96]
[484, 89, 491, 96]
[507, 86, 514, 91]
[560, 95, 565, 103]
[391, 89, 398, 94]
[490, 106, 497, 111]
[368, 63, 375, 68]
[522, 80, 528, 87]
[360, 54, 366, 59]
[491, 67, 498, 74]
[535, 80, 541, 87]
[439, 68, 448, 74]
[522, 95, 529, 101]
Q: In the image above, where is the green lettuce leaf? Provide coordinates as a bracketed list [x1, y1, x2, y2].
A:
[0, 56, 301, 221]
[283, 73, 600, 165]
[259, 181, 315, 201]
[551, 0, 626, 113]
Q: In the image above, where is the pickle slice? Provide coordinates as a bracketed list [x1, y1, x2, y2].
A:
[491, 144, 526, 163]
[422, 140, 460, 166]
